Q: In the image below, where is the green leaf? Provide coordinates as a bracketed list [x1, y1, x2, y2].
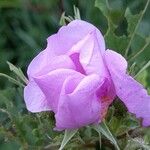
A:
[59, 129, 78, 150]
[59, 12, 67, 26]
[95, 0, 110, 19]
[125, 0, 150, 57]
[105, 27, 129, 54]
[59, 13, 74, 26]
[125, 137, 150, 150]
[7, 61, 28, 84]
[59, 6, 80, 26]
[136, 70, 148, 87]
[95, 0, 124, 26]
[93, 121, 120, 150]
[73, 5, 81, 20]
[125, 8, 142, 37]
[128, 34, 148, 61]
[95, 0, 150, 58]
[95, 0, 129, 54]
[134, 61, 150, 78]
[0, 73, 25, 87]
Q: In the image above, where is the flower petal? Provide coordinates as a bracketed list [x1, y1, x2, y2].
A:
[96, 78, 116, 119]
[55, 74, 103, 130]
[27, 50, 75, 78]
[104, 50, 150, 126]
[47, 20, 105, 55]
[24, 81, 51, 112]
[27, 20, 105, 78]
[68, 31, 108, 76]
[34, 69, 84, 113]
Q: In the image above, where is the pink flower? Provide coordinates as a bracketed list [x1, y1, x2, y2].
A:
[24, 20, 150, 130]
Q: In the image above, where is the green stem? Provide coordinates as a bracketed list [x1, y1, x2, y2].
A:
[134, 61, 150, 78]
[125, 0, 150, 57]
[93, 120, 120, 150]
[103, 121, 120, 150]
[128, 39, 150, 61]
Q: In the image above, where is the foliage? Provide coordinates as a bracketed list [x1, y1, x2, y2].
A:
[0, 0, 150, 149]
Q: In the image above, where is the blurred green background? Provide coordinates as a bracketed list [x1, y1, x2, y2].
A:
[0, 0, 150, 149]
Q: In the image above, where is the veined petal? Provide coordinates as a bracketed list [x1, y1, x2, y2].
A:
[27, 50, 75, 78]
[68, 31, 108, 76]
[47, 20, 105, 55]
[55, 74, 103, 130]
[34, 69, 84, 113]
[104, 50, 150, 126]
[96, 78, 116, 119]
[24, 81, 51, 112]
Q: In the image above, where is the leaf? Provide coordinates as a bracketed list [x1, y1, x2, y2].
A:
[93, 121, 120, 150]
[59, 14, 74, 26]
[95, 0, 125, 26]
[73, 5, 81, 20]
[105, 27, 129, 54]
[95, 0, 129, 54]
[7, 61, 28, 84]
[124, 0, 150, 56]
[59, 12, 67, 26]
[136, 70, 148, 87]
[125, 137, 150, 150]
[128, 34, 148, 61]
[59, 129, 78, 150]
[0, 73, 25, 87]
[95, 0, 150, 58]
[59, 6, 81, 26]
[95, 0, 110, 19]
[134, 61, 150, 78]
[108, 113, 139, 137]
[125, 8, 142, 37]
